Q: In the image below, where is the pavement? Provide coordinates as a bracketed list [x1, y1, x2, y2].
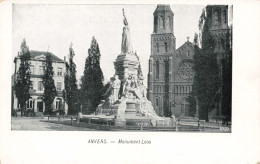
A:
[11, 116, 231, 132]
[11, 116, 95, 131]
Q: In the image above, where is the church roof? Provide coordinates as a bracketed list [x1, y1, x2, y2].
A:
[174, 41, 200, 59]
[154, 5, 174, 15]
[176, 41, 194, 52]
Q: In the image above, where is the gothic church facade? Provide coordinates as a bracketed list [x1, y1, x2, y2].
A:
[147, 5, 196, 117]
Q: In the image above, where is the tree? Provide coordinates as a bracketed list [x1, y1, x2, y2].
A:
[221, 30, 232, 122]
[80, 37, 104, 113]
[14, 39, 31, 116]
[192, 31, 220, 122]
[64, 43, 79, 115]
[42, 53, 57, 115]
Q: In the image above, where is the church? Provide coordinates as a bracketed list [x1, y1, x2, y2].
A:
[147, 5, 196, 117]
[147, 5, 232, 118]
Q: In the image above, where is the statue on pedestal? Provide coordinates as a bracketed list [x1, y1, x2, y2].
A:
[122, 74, 137, 98]
[121, 8, 133, 54]
[137, 76, 147, 99]
[102, 77, 115, 104]
[112, 75, 121, 102]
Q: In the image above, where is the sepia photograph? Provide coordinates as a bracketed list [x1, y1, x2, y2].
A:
[11, 4, 233, 132]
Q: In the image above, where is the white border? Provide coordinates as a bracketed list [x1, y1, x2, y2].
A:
[0, 0, 260, 164]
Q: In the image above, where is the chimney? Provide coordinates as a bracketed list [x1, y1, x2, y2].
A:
[64, 56, 66, 62]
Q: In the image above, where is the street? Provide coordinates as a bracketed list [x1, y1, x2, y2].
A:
[11, 116, 230, 132]
[11, 117, 95, 131]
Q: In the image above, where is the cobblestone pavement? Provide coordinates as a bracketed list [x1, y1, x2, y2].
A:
[11, 117, 95, 131]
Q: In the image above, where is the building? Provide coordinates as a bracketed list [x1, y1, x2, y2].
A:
[12, 46, 68, 114]
[147, 5, 197, 117]
[198, 5, 232, 118]
[147, 5, 232, 118]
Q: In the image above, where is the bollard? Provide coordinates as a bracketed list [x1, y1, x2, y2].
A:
[58, 116, 60, 123]
[175, 121, 178, 132]
[106, 121, 111, 131]
[198, 121, 201, 131]
[76, 115, 79, 124]
[140, 121, 143, 131]
[71, 117, 73, 126]
[48, 116, 50, 122]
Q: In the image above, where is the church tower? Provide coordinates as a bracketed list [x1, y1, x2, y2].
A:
[147, 5, 176, 116]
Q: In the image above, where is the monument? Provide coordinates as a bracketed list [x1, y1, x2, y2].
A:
[114, 9, 140, 81]
[83, 9, 173, 128]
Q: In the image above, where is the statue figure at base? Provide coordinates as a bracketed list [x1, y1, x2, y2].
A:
[112, 75, 121, 102]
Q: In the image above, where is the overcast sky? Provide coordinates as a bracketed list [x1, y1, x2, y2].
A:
[13, 4, 204, 85]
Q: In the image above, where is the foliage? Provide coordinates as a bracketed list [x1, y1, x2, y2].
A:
[102, 81, 113, 101]
[80, 37, 104, 113]
[192, 30, 220, 122]
[193, 7, 232, 122]
[64, 43, 79, 115]
[221, 30, 232, 121]
[14, 39, 31, 116]
[42, 53, 57, 115]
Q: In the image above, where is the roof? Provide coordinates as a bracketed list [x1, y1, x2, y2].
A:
[176, 41, 194, 52]
[15, 50, 64, 63]
[154, 5, 174, 15]
[29, 50, 64, 62]
[174, 41, 201, 59]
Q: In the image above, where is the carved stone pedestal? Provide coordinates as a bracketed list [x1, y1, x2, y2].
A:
[125, 99, 137, 117]
[114, 52, 140, 81]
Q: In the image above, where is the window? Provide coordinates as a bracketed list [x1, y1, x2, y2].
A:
[26, 99, 33, 109]
[57, 82, 62, 91]
[155, 98, 159, 107]
[156, 61, 159, 79]
[156, 43, 159, 53]
[164, 42, 168, 53]
[214, 9, 220, 25]
[222, 10, 227, 24]
[30, 65, 34, 74]
[39, 66, 44, 75]
[56, 99, 61, 109]
[159, 16, 164, 29]
[57, 68, 62, 76]
[29, 81, 33, 89]
[166, 16, 170, 29]
[38, 81, 43, 91]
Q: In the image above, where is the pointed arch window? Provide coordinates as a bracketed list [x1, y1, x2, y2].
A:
[156, 43, 159, 53]
[159, 16, 164, 29]
[222, 9, 227, 24]
[214, 9, 220, 25]
[156, 61, 159, 79]
[164, 42, 168, 53]
[155, 98, 159, 107]
[166, 16, 170, 29]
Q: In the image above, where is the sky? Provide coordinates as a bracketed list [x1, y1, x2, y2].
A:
[13, 4, 204, 85]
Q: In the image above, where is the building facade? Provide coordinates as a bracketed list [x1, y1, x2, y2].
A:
[12, 50, 68, 114]
[147, 5, 232, 118]
[199, 5, 232, 117]
[147, 5, 197, 117]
